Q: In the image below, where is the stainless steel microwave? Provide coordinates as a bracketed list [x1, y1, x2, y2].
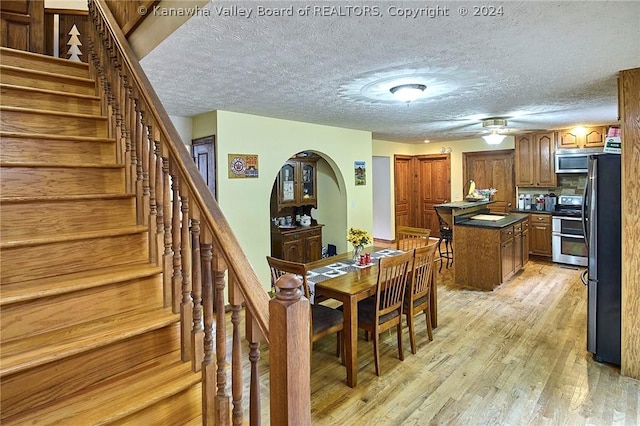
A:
[555, 148, 603, 173]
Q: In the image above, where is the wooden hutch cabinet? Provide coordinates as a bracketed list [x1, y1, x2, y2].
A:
[276, 158, 318, 209]
[270, 153, 323, 263]
[271, 225, 323, 263]
[557, 126, 607, 149]
[514, 132, 557, 187]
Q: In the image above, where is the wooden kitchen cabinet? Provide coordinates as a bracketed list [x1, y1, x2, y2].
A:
[522, 222, 530, 266]
[557, 126, 607, 149]
[501, 226, 516, 282]
[271, 225, 323, 263]
[515, 132, 557, 187]
[454, 215, 529, 290]
[500, 220, 529, 282]
[529, 213, 552, 257]
[276, 158, 318, 210]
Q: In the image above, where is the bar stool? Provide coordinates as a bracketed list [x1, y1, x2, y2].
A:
[435, 209, 453, 272]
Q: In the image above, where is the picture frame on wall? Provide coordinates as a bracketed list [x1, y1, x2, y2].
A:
[354, 161, 366, 185]
[228, 154, 259, 178]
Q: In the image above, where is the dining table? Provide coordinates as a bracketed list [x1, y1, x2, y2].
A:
[305, 246, 438, 388]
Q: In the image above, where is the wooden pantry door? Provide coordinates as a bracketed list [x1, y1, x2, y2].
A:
[417, 154, 450, 238]
[394, 155, 414, 229]
[394, 154, 451, 238]
[463, 150, 515, 213]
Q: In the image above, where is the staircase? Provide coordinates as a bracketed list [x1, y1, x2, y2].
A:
[0, 47, 203, 424]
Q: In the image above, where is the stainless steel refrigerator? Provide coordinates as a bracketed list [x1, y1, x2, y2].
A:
[581, 153, 621, 365]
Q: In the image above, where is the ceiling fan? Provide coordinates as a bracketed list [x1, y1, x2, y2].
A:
[427, 107, 577, 136]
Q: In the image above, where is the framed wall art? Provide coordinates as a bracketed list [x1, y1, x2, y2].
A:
[354, 161, 366, 185]
[228, 154, 259, 178]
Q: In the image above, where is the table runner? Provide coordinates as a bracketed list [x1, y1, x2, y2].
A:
[306, 248, 404, 303]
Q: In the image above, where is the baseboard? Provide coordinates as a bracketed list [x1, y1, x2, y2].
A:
[373, 237, 394, 245]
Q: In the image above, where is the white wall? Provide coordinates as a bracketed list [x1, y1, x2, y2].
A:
[372, 156, 392, 241]
[44, 0, 87, 10]
[192, 110, 372, 289]
[169, 115, 193, 146]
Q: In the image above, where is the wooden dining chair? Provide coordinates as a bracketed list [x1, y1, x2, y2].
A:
[404, 243, 438, 354]
[266, 256, 344, 358]
[357, 250, 413, 376]
[396, 226, 431, 251]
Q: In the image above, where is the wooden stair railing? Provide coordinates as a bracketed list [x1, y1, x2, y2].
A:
[86, 1, 310, 424]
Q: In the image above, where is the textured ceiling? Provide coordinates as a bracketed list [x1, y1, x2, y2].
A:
[141, 1, 640, 143]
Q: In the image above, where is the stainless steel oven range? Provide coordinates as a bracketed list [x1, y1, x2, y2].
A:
[552, 195, 587, 266]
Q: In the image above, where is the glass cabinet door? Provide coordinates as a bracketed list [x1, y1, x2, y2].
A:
[279, 162, 296, 205]
[300, 161, 316, 203]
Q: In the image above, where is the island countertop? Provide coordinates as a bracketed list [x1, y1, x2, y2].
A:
[454, 212, 529, 229]
[434, 200, 494, 210]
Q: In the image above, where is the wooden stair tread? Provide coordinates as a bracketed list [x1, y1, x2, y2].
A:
[0, 105, 107, 120]
[0, 47, 90, 70]
[2, 351, 201, 425]
[0, 131, 115, 143]
[0, 225, 148, 249]
[0, 308, 179, 377]
[0, 83, 101, 101]
[0, 193, 135, 203]
[183, 416, 204, 426]
[0, 263, 162, 306]
[0, 64, 94, 84]
[0, 160, 124, 169]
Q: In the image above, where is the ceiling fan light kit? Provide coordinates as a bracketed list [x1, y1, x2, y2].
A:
[481, 118, 508, 144]
[482, 132, 507, 145]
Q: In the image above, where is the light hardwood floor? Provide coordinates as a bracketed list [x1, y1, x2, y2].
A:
[245, 253, 640, 425]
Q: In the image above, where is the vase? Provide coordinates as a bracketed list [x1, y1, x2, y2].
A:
[352, 245, 364, 263]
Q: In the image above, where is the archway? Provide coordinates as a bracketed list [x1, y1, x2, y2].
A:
[268, 150, 348, 261]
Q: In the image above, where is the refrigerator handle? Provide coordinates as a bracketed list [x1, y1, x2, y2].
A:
[581, 269, 588, 286]
[582, 176, 589, 249]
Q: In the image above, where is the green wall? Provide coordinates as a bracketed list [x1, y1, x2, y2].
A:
[187, 110, 513, 289]
[192, 110, 372, 290]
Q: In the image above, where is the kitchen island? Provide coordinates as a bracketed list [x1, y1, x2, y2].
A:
[453, 211, 529, 290]
[434, 200, 495, 228]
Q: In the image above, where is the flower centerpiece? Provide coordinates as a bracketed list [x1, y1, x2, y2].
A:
[347, 227, 372, 262]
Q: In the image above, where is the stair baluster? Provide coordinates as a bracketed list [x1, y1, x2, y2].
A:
[171, 169, 184, 314]
[190, 218, 205, 372]
[178, 181, 194, 362]
[147, 138, 158, 264]
[161, 155, 173, 305]
[134, 102, 144, 224]
[140, 112, 151, 227]
[126, 87, 136, 193]
[248, 318, 262, 425]
[122, 82, 132, 187]
[230, 280, 244, 425]
[214, 252, 231, 422]
[201, 243, 216, 425]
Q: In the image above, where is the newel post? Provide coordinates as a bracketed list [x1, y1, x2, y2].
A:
[269, 274, 311, 426]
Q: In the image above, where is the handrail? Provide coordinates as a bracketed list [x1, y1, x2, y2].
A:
[86, 3, 313, 422]
[89, 0, 270, 341]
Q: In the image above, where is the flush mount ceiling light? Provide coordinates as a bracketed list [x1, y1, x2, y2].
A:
[481, 118, 507, 145]
[389, 84, 427, 102]
[338, 66, 488, 104]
